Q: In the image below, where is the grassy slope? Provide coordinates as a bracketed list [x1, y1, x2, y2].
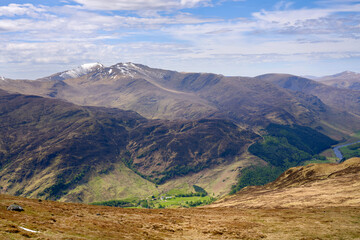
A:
[159, 151, 264, 198]
[340, 143, 360, 160]
[64, 152, 262, 204]
[60, 162, 159, 203]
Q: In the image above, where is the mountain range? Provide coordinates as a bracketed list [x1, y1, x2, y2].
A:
[2, 63, 360, 137]
[0, 63, 360, 202]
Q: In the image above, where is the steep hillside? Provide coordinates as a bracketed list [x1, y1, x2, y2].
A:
[0, 89, 146, 201]
[256, 74, 360, 136]
[1, 63, 359, 139]
[212, 158, 360, 208]
[0, 89, 258, 202]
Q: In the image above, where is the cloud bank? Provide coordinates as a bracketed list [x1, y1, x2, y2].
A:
[0, 0, 359, 78]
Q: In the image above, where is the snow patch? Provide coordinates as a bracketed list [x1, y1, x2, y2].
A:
[123, 62, 139, 69]
[0, 76, 5, 81]
[60, 63, 104, 79]
[115, 62, 140, 77]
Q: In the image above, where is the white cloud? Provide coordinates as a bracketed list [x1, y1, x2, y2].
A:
[253, 9, 332, 25]
[0, 4, 217, 43]
[252, 3, 360, 26]
[72, 0, 211, 11]
[317, 0, 360, 4]
[274, 1, 294, 11]
[0, 3, 46, 17]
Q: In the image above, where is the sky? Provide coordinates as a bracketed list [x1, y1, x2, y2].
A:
[0, 0, 359, 79]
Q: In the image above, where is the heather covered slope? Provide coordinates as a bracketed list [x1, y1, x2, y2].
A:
[0, 89, 257, 202]
[211, 158, 360, 208]
[0, 89, 147, 200]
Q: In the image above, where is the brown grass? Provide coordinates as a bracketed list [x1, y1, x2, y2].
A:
[1, 194, 359, 239]
[212, 158, 360, 210]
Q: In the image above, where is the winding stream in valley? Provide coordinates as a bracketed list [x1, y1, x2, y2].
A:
[333, 140, 360, 162]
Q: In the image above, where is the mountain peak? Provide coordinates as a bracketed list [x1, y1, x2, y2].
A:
[111, 62, 143, 77]
[59, 62, 104, 79]
[114, 62, 140, 70]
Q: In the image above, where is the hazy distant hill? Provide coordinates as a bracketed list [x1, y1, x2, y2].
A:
[317, 71, 360, 91]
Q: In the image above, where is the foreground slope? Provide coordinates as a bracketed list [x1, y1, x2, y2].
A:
[211, 158, 360, 208]
[0, 89, 257, 202]
[1, 159, 359, 239]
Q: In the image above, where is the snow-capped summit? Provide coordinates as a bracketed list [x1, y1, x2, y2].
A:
[60, 63, 104, 79]
[110, 62, 143, 78]
[115, 62, 139, 72]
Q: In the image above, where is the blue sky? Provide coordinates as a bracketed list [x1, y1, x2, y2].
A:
[0, 0, 359, 79]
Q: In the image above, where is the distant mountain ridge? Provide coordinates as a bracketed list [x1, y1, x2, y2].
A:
[319, 71, 360, 80]
[1, 63, 360, 139]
